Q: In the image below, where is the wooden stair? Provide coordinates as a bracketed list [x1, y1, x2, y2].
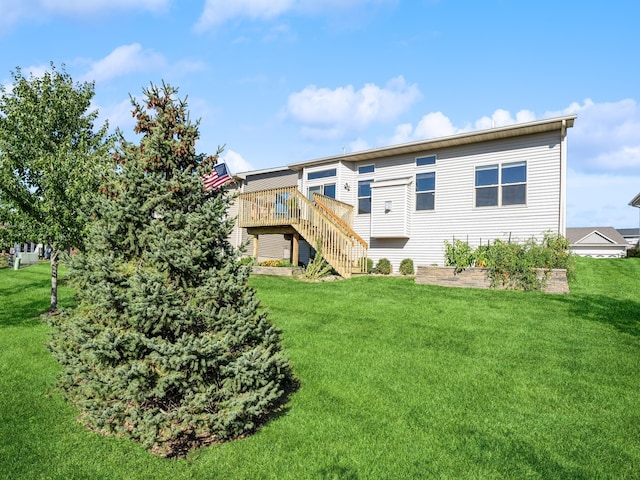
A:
[237, 187, 368, 278]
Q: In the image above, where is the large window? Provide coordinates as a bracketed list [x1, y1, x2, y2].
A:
[416, 172, 435, 210]
[358, 179, 373, 214]
[475, 162, 526, 207]
[308, 183, 336, 200]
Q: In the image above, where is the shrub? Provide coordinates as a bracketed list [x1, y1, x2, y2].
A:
[239, 256, 256, 266]
[375, 258, 392, 275]
[259, 259, 291, 267]
[442, 233, 575, 291]
[399, 258, 414, 275]
[357, 257, 373, 273]
[444, 239, 475, 272]
[304, 241, 333, 280]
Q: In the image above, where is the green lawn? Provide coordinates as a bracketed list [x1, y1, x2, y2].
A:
[1, 258, 639, 479]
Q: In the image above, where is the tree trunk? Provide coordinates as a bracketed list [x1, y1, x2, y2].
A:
[50, 247, 58, 312]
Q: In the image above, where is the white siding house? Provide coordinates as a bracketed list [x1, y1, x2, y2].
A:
[235, 115, 576, 273]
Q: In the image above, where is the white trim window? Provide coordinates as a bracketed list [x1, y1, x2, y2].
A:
[416, 172, 435, 210]
[358, 179, 373, 214]
[475, 162, 526, 207]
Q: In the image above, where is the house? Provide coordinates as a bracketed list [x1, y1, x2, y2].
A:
[566, 227, 628, 258]
[617, 228, 640, 248]
[231, 115, 576, 276]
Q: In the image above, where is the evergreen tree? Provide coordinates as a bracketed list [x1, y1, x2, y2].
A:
[48, 83, 295, 457]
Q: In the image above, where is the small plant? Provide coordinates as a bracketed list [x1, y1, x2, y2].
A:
[304, 241, 333, 280]
[375, 258, 392, 275]
[239, 256, 256, 266]
[259, 259, 293, 267]
[358, 257, 373, 273]
[444, 239, 475, 273]
[399, 258, 414, 275]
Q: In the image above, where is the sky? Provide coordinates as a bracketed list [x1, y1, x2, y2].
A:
[1, 0, 639, 229]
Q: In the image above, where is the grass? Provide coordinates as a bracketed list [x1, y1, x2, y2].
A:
[1, 258, 639, 479]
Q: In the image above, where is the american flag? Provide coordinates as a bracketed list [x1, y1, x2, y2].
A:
[203, 162, 233, 190]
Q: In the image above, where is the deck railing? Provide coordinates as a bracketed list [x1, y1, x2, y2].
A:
[238, 187, 368, 277]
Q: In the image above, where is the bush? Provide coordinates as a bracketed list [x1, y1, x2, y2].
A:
[358, 257, 373, 274]
[259, 259, 292, 267]
[304, 241, 333, 280]
[442, 233, 576, 291]
[375, 258, 392, 275]
[399, 258, 414, 275]
[238, 256, 256, 266]
[444, 239, 475, 272]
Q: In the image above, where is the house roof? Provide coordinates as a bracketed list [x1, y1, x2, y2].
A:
[287, 115, 577, 171]
[234, 165, 294, 180]
[566, 227, 628, 246]
[618, 228, 640, 237]
[629, 192, 640, 207]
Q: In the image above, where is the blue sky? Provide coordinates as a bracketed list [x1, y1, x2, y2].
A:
[2, 0, 640, 228]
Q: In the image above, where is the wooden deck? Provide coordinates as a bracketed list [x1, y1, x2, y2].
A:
[237, 187, 368, 278]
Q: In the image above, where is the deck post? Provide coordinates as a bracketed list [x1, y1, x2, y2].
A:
[292, 232, 299, 266]
[253, 235, 259, 260]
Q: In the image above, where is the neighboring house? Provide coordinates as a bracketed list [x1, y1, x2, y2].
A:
[617, 228, 640, 248]
[232, 115, 576, 276]
[566, 227, 628, 258]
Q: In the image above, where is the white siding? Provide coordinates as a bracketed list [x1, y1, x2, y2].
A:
[370, 178, 412, 238]
[349, 131, 565, 271]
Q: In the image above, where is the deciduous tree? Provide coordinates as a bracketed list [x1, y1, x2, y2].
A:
[0, 63, 111, 311]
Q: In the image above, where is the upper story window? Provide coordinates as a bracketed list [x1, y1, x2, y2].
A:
[416, 172, 435, 210]
[475, 162, 526, 207]
[358, 179, 373, 214]
[358, 164, 375, 174]
[416, 155, 436, 166]
[307, 168, 336, 180]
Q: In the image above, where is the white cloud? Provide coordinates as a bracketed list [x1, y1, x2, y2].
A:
[41, 0, 169, 14]
[196, 0, 295, 31]
[285, 76, 421, 139]
[95, 98, 136, 133]
[546, 98, 640, 174]
[195, 0, 392, 31]
[222, 149, 254, 173]
[0, 0, 168, 32]
[567, 168, 640, 228]
[81, 44, 166, 84]
[348, 138, 370, 153]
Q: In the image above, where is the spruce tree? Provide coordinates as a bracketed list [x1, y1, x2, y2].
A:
[48, 83, 295, 457]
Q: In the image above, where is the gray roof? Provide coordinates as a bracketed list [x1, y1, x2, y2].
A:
[566, 227, 628, 245]
[618, 228, 640, 237]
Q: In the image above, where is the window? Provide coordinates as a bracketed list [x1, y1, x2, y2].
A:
[358, 179, 373, 214]
[475, 165, 498, 207]
[307, 168, 336, 180]
[416, 155, 436, 166]
[358, 164, 375, 174]
[308, 183, 336, 200]
[416, 172, 435, 210]
[475, 162, 526, 207]
[501, 162, 526, 205]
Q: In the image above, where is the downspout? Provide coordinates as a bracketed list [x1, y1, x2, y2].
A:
[559, 119, 567, 236]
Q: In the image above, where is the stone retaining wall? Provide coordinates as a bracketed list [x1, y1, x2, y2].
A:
[250, 266, 302, 277]
[415, 266, 569, 294]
